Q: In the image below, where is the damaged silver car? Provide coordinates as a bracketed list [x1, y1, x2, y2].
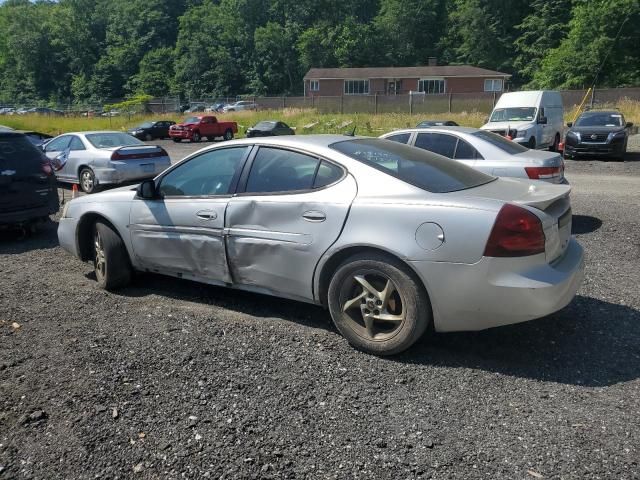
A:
[58, 135, 584, 355]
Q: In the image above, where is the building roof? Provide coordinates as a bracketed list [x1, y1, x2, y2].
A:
[304, 65, 511, 80]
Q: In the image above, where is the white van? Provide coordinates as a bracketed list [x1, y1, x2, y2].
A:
[480, 90, 564, 151]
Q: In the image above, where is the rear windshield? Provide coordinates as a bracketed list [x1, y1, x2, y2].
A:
[183, 116, 201, 123]
[472, 130, 529, 154]
[330, 138, 495, 193]
[0, 134, 45, 170]
[85, 133, 142, 148]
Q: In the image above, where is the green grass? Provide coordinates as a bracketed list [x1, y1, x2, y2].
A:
[2, 100, 638, 138]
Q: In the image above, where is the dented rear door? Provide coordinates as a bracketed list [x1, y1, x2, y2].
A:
[226, 147, 357, 301]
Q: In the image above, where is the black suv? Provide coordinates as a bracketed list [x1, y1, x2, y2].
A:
[564, 110, 633, 160]
[0, 132, 59, 227]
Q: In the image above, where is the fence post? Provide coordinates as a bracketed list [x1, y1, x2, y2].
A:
[448, 93, 452, 113]
[374, 93, 378, 115]
[409, 92, 412, 115]
[340, 95, 344, 114]
[590, 88, 595, 107]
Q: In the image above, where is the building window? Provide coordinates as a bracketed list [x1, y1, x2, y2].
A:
[344, 79, 369, 95]
[418, 78, 445, 95]
[309, 80, 319, 92]
[484, 79, 503, 92]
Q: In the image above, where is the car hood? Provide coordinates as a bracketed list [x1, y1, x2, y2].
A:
[569, 125, 624, 134]
[481, 121, 535, 131]
[71, 185, 138, 205]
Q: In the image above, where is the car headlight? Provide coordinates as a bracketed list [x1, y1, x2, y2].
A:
[612, 131, 626, 138]
[567, 131, 580, 140]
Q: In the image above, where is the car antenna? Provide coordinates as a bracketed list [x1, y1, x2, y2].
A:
[345, 126, 356, 136]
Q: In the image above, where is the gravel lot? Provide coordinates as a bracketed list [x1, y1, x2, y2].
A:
[1, 139, 639, 479]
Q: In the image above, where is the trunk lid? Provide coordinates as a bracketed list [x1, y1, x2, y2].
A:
[466, 177, 572, 261]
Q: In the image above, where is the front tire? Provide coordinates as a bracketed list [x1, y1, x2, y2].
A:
[93, 220, 132, 290]
[145, 133, 153, 141]
[79, 167, 98, 194]
[191, 131, 201, 143]
[172, 138, 181, 143]
[528, 137, 536, 149]
[327, 253, 431, 356]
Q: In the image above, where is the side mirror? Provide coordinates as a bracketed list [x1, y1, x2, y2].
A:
[484, 117, 489, 124]
[539, 116, 548, 125]
[566, 122, 573, 128]
[137, 179, 157, 199]
[626, 122, 633, 128]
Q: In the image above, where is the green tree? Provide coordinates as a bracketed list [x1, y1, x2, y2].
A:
[532, 0, 640, 88]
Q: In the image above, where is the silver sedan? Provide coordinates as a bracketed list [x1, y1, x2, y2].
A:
[58, 135, 584, 355]
[44, 131, 171, 193]
[380, 127, 566, 183]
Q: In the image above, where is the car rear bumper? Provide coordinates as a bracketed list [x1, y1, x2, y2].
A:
[0, 202, 57, 225]
[410, 238, 585, 332]
[94, 159, 171, 185]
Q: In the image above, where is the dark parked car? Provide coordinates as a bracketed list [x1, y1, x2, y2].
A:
[564, 110, 633, 160]
[246, 121, 295, 137]
[0, 132, 59, 228]
[416, 120, 459, 128]
[128, 121, 176, 141]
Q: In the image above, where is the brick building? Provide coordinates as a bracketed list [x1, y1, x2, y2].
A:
[303, 65, 511, 97]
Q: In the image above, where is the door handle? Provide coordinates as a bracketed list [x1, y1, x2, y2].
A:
[302, 211, 326, 222]
[196, 210, 217, 220]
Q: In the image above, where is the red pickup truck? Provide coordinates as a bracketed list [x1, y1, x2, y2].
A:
[169, 115, 238, 143]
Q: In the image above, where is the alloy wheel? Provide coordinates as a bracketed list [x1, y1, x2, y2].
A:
[94, 230, 106, 280]
[340, 272, 406, 341]
[81, 170, 94, 193]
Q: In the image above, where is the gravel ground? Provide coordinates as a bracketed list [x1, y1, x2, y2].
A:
[1, 141, 639, 479]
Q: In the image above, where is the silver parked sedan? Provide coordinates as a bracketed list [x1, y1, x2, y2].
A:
[58, 135, 584, 355]
[381, 127, 566, 183]
[44, 131, 171, 193]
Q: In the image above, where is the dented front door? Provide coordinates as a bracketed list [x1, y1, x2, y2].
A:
[225, 174, 358, 301]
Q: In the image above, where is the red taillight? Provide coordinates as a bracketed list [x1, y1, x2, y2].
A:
[524, 166, 562, 180]
[484, 204, 545, 257]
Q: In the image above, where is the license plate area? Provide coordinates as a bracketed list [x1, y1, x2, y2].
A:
[557, 207, 572, 252]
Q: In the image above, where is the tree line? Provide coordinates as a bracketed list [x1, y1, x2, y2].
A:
[0, 0, 638, 105]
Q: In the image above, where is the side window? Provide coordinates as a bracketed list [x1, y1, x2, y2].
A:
[415, 133, 457, 158]
[69, 136, 86, 151]
[245, 147, 319, 193]
[313, 160, 343, 188]
[45, 136, 71, 152]
[454, 139, 482, 160]
[386, 133, 411, 144]
[159, 147, 248, 197]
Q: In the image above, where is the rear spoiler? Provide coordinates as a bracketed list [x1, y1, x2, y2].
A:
[111, 145, 167, 160]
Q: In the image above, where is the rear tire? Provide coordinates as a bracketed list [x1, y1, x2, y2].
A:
[224, 129, 234, 141]
[327, 253, 431, 356]
[79, 167, 98, 194]
[93, 220, 132, 290]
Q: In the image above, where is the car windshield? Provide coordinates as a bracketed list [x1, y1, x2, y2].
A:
[184, 117, 200, 123]
[138, 122, 154, 128]
[472, 130, 529, 154]
[575, 113, 623, 127]
[330, 138, 495, 193]
[490, 107, 537, 122]
[85, 133, 143, 148]
[255, 121, 276, 129]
